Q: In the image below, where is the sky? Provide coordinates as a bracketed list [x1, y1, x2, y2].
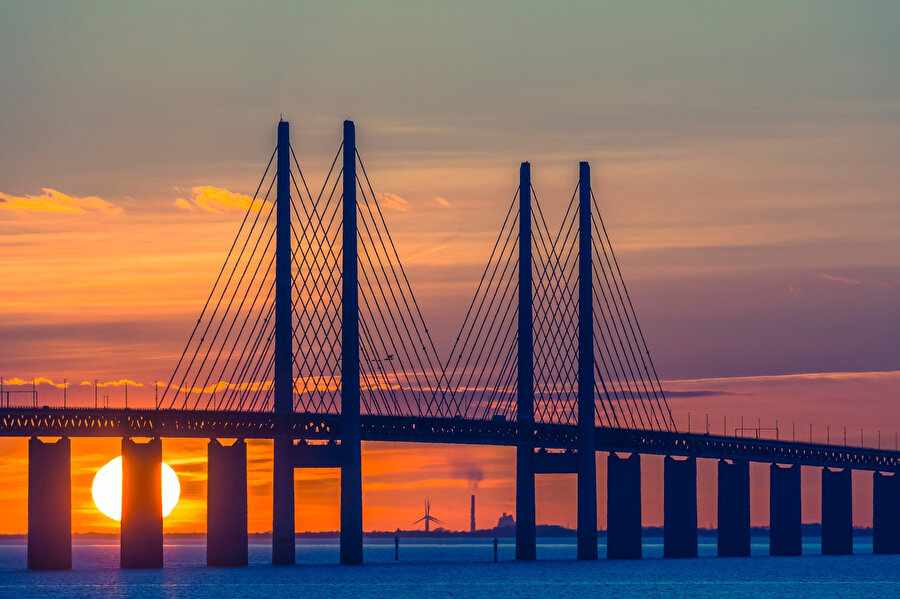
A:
[1, 1, 900, 534]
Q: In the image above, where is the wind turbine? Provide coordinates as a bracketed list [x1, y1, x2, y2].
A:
[412, 499, 443, 533]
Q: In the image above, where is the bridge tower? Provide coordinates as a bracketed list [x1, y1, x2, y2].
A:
[341, 119, 364, 564]
[515, 162, 537, 560]
[576, 161, 598, 560]
[272, 119, 296, 565]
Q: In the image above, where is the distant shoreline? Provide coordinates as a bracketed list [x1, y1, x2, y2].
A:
[0, 524, 876, 540]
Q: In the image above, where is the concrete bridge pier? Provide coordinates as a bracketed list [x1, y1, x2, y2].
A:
[607, 452, 641, 559]
[121, 437, 163, 568]
[207, 439, 248, 566]
[27, 437, 72, 570]
[769, 463, 801, 556]
[717, 458, 750, 557]
[663, 456, 698, 557]
[873, 471, 900, 554]
[821, 467, 852, 555]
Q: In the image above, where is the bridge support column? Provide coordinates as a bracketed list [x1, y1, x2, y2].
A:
[576, 161, 598, 560]
[207, 439, 248, 566]
[874, 471, 900, 554]
[664, 455, 698, 558]
[272, 119, 295, 565]
[515, 161, 536, 561]
[27, 437, 71, 570]
[717, 459, 750, 557]
[607, 452, 641, 559]
[341, 119, 363, 565]
[822, 467, 852, 555]
[121, 437, 163, 568]
[769, 463, 801, 556]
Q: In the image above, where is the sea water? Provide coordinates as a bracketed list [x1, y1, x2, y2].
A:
[0, 537, 898, 598]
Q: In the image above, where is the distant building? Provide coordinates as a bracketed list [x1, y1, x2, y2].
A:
[496, 512, 515, 530]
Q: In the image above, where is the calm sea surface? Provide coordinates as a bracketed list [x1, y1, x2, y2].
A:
[1, 537, 898, 598]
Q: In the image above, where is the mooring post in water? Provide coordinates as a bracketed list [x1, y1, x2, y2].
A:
[493, 537, 499, 563]
[394, 535, 399, 561]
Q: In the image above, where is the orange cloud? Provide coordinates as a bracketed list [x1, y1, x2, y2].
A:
[2, 376, 68, 388]
[173, 186, 271, 213]
[375, 192, 410, 212]
[0, 188, 122, 215]
[435, 196, 452, 207]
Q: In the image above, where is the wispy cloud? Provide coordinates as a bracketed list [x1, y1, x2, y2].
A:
[816, 273, 860, 285]
[435, 196, 452, 208]
[1, 376, 68, 388]
[0, 188, 122, 215]
[173, 186, 270, 213]
[668, 370, 900, 386]
[376, 192, 410, 212]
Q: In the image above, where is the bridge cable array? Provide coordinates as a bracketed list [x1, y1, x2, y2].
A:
[157, 142, 673, 431]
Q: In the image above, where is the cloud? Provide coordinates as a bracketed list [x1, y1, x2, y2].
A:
[435, 196, 452, 208]
[173, 186, 270, 213]
[0, 188, 122, 215]
[77, 379, 144, 388]
[816, 273, 860, 285]
[1, 376, 68, 388]
[668, 370, 900, 386]
[375, 192, 409, 212]
[172, 197, 195, 212]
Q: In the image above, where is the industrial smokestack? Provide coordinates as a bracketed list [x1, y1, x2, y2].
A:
[470, 494, 476, 533]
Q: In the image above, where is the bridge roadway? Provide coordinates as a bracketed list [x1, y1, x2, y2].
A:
[2, 407, 897, 471]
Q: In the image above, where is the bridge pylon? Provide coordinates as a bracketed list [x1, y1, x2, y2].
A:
[340, 119, 364, 565]
[576, 161, 598, 560]
[272, 119, 295, 565]
[515, 162, 536, 561]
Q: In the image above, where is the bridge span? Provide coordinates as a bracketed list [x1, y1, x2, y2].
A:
[3, 407, 899, 471]
[9, 120, 900, 569]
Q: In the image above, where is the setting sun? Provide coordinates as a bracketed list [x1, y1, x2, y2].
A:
[91, 456, 181, 521]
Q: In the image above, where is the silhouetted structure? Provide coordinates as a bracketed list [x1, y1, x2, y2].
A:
[822, 467, 852, 555]
[121, 438, 163, 568]
[27, 437, 71, 570]
[717, 459, 750, 557]
[6, 120, 900, 570]
[207, 439, 248, 566]
[607, 452, 641, 559]
[874, 471, 900, 554]
[770, 463, 802, 556]
[470, 495, 476, 534]
[664, 456, 698, 558]
[412, 500, 443, 533]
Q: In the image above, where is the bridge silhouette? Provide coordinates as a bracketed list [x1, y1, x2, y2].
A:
[4, 120, 900, 569]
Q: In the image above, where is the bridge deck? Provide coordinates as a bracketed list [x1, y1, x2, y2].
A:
[1, 407, 897, 471]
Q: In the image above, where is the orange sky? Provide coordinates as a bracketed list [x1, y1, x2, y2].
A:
[1, 368, 898, 534]
[2, 2, 900, 536]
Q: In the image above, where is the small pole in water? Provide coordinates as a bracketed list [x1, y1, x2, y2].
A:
[493, 537, 498, 563]
[394, 535, 399, 561]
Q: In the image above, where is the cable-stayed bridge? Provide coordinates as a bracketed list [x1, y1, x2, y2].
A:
[3, 121, 900, 570]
